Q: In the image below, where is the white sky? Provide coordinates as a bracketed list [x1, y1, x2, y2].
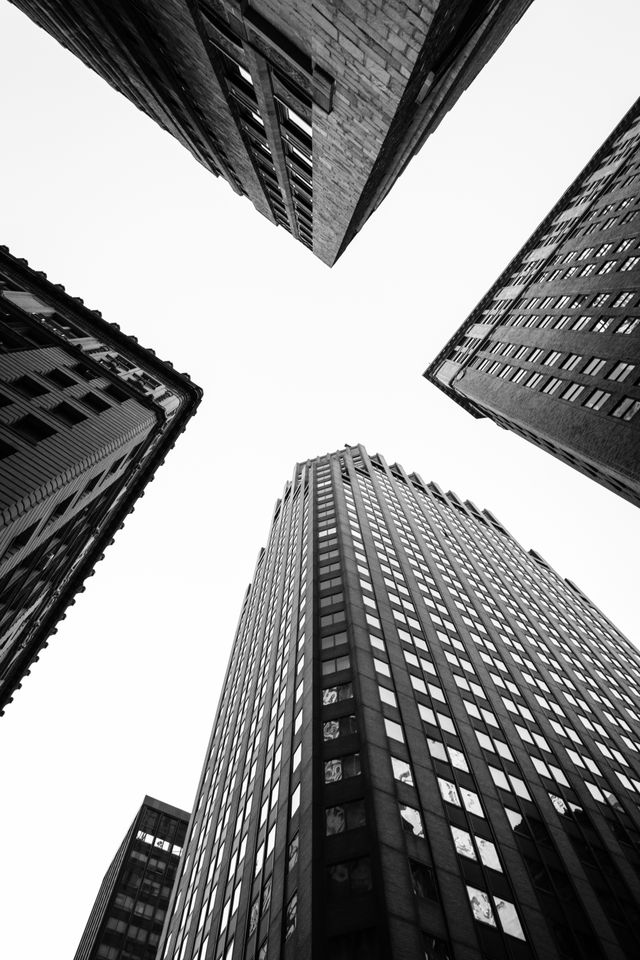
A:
[0, 1, 639, 956]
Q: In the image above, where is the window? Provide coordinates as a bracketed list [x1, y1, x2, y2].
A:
[11, 414, 56, 444]
[460, 787, 484, 817]
[379, 685, 397, 707]
[81, 392, 111, 413]
[607, 361, 635, 381]
[285, 105, 312, 137]
[612, 291, 634, 307]
[542, 377, 562, 394]
[45, 367, 76, 388]
[0, 438, 16, 459]
[322, 655, 350, 675]
[322, 682, 353, 704]
[327, 857, 372, 899]
[104, 382, 129, 402]
[561, 383, 584, 402]
[494, 897, 526, 940]
[597, 259, 616, 274]
[422, 933, 452, 960]
[583, 357, 605, 376]
[399, 803, 424, 837]
[451, 825, 476, 860]
[288, 834, 299, 872]
[325, 799, 366, 835]
[324, 753, 361, 783]
[466, 886, 496, 927]
[11, 374, 48, 397]
[561, 354, 581, 371]
[391, 756, 413, 786]
[323, 716, 357, 740]
[593, 316, 614, 332]
[51, 401, 87, 426]
[410, 860, 437, 899]
[385, 718, 404, 742]
[285, 894, 296, 939]
[467, 888, 525, 939]
[611, 397, 640, 421]
[617, 317, 639, 334]
[584, 389, 610, 410]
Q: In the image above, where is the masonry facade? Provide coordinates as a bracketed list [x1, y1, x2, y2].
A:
[0, 246, 201, 712]
[74, 796, 190, 960]
[10, 0, 532, 264]
[425, 98, 640, 508]
[158, 444, 640, 960]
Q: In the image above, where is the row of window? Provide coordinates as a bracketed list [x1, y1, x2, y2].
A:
[474, 355, 640, 420]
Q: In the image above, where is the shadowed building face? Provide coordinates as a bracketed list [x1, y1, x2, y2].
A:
[9, 0, 533, 264]
[73, 797, 190, 960]
[158, 444, 640, 960]
[0, 246, 201, 712]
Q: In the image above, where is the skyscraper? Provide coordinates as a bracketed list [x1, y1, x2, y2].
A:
[425, 98, 640, 508]
[9, 0, 533, 265]
[74, 796, 190, 960]
[158, 444, 640, 960]
[0, 246, 201, 712]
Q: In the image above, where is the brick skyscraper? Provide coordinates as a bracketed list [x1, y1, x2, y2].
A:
[158, 445, 640, 960]
[425, 98, 640, 508]
[9, 0, 532, 264]
[74, 796, 190, 960]
[0, 247, 201, 712]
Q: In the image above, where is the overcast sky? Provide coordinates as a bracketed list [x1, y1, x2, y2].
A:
[1, 1, 640, 956]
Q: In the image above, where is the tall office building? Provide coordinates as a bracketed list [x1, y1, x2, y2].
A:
[158, 444, 640, 960]
[9, 1, 533, 265]
[425, 98, 640, 508]
[0, 246, 201, 712]
[74, 796, 190, 960]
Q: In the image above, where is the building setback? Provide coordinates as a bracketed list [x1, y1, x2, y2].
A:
[425, 98, 640, 508]
[0, 246, 201, 712]
[158, 444, 640, 960]
[74, 796, 190, 960]
[9, 0, 532, 265]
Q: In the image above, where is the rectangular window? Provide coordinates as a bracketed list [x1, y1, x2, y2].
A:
[542, 377, 562, 394]
[607, 361, 635, 381]
[323, 716, 357, 741]
[322, 682, 353, 704]
[325, 799, 366, 835]
[324, 753, 361, 783]
[583, 357, 605, 376]
[327, 857, 372, 899]
[561, 383, 584, 403]
[611, 397, 640, 421]
[584, 389, 610, 410]
[10, 414, 56, 444]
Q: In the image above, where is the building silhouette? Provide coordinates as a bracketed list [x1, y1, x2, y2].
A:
[0, 247, 201, 712]
[9, 0, 532, 265]
[74, 796, 190, 960]
[425, 98, 640, 508]
[158, 444, 640, 960]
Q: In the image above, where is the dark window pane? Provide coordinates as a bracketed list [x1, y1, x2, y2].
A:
[11, 414, 56, 444]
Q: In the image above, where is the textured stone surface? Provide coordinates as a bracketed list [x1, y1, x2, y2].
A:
[9, 0, 532, 263]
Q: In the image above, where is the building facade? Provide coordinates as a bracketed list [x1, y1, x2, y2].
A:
[425, 98, 640, 508]
[158, 444, 640, 960]
[9, 0, 532, 265]
[0, 246, 201, 712]
[74, 796, 190, 960]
